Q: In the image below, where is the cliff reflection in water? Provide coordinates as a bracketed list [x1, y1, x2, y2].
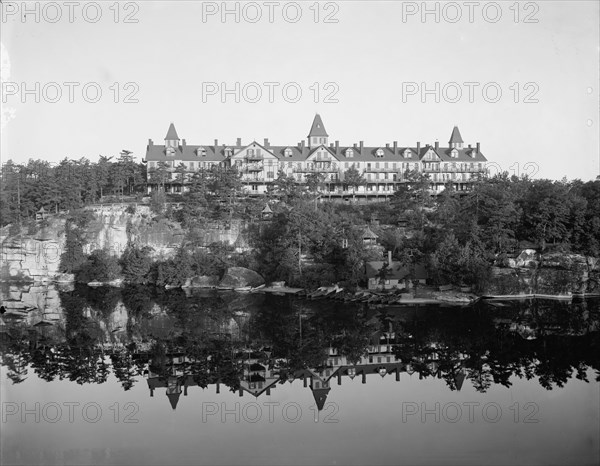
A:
[1, 284, 599, 409]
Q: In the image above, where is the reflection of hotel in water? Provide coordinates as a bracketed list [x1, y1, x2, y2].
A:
[145, 331, 467, 411]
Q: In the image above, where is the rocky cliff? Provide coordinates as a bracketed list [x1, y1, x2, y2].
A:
[0, 205, 247, 283]
[485, 251, 600, 295]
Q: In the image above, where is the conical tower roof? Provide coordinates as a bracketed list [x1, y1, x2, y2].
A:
[165, 123, 180, 141]
[308, 114, 328, 138]
[448, 126, 463, 144]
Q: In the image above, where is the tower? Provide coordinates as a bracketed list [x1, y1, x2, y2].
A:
[448, 126, 464, 149]
[165, 122, 180, 149]
[307, 114, 328, 148]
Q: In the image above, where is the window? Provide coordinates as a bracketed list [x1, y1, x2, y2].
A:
[148, 161, 156, 169]
[312, 137, 318, 145]
[284, 148, 292, 157]
[251, 185, 258, 191]
[346, 149, 354, 158]
[376, 148, 384, 157]
[189, 162, 195, 169]
[384, 162, 389, 169]
[367, 163, 371, 170]
[403, 149, 411, 158]
[375, 162, 380, 169]
[267, 172, 274, 179]
[197, 147, 206, 157]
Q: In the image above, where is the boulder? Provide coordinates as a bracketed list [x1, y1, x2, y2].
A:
[516, 249, 538, 268]
[219, 267, 265, 289]
[184, 275, 220, 288]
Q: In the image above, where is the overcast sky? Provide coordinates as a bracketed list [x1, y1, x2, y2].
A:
[1, 1, 598, 180]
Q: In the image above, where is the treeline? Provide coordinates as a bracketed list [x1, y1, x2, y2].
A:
[0, 154, 146, 226]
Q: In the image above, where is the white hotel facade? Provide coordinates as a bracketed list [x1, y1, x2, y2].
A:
[145, 115, 488, 198]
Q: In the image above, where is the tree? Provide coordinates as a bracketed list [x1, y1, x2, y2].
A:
[149, 161, 170, 192]
[120, 246, 153, 284]
[343, 166, 365, 200]
[267, 170, 303, 203]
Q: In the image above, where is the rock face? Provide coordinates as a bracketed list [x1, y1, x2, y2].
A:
[2, 206, 253, 283]
[219, 267, 265, 288]
[486, 251, 599, 295]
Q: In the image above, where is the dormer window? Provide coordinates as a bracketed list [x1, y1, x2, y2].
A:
[403, 149, 411, 158]
[197, 147, 206, 157]
[345, 149, 354, 158]
[284, 148, 293, 157]
[224, 148, 233, 157]
[166, 147, 175, 156]
[450, 149, 458, 158]
[375, 149, 384, 157]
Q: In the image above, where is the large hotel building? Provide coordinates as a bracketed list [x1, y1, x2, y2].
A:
[144, 115, 488, 198]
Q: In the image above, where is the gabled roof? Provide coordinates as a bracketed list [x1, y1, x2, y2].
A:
[232, 141, 278, 159]
[448, 126, 463, 144]
[270, 145, 309, 162]
[308, 114, 328, 137]
[361, 226, 378, 239]
[145, 144, 228, 162]
[165, 123, 179, 141]
[306, 145, 340, 161]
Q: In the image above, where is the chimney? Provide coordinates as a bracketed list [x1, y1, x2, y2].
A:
[335, 140, 339, 154]
[148, 139, 153, 147]
[468, 144, 472, 149]
[388, 250, 392, 266]
[301, 140, 305, 152]
[236, 137, 241, 147]
[353, 143, 357, 150]
[330, 143, 334, 149]
[359, 141, 364, 153]
[416, 141, 421, 154]
[434, 140, 439, 151]
[386, 143, 390, 149]
[263, 138, 269, 148]
[182, 139, 186, 148]
[393, 141, 398, 155]
[214, 139, 218, 152]
[476, 142, 480, 154]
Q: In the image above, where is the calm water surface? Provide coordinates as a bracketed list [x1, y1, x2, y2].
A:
[1, 285, 599, 465]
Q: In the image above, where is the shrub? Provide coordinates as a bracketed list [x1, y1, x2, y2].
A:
[76, 249, 121, 283]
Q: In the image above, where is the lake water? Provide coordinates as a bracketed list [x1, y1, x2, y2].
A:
[1, 285, 599, 465]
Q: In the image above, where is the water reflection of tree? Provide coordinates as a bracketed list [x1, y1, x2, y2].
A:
[2, 286, 599, 394]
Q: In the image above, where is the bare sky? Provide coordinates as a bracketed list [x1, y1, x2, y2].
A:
[1, 1, 599, 180]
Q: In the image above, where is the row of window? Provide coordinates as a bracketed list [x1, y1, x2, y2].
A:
[149, 160, 484, 171]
